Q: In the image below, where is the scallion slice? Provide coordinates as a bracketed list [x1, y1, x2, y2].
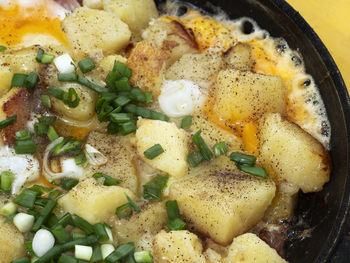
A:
[144, 91, 153, 104]
[32, 199, 57, 231]
[11, 257, 30, 263]
[192, 130, 213, 161]
[114, 96, 131, 107]
[72, 232, 87, 240]
[75, 153, 87, 166]
[213, 142, 228, 157]
[130, 87, 145, 103]
[58, 254, 77, 263]
[110, 113, 133, 124]
[51, 138, 83, 156]
[11, 73, 27, 88]
[47, 126, 59, 141]
[40, 115, 57, 126]
[15, 130, 31, 141]
[13, 188, 38, 208]
[143, 174, 168, 201]
[102, 92, 118, 102]
[58, 73, 78, 82]
[187, 151, 204, 168]
[41, 95, 51, 108]
[77, 75, 108, 93]
[165, 200, 180, 221]
[36, 48, 44, 62]
[34, 122, 48, 137]
[1, 171, 14, 191]
[115, 77, 131, 92]
[55, 212, 72, 227]
[125, 193, 141, 213]
[41, 54, 54, 63]
[63, 88, 80, 108]
[52, 225, 71, 244]
[105, 71, 119, 90]
[59, 178, 79, 191]
[134, 251, 153, 263]
[92, 173, 121, 186]
[107, 122, 119, 135]
[112, 60, 132, 79]
[119, 121, 136, 135]
[105, 242, 135, 263]
[25, 72, 39, 90]
[165, 218, 187, 231]
[71, 214, 94, 234]
[0, 115, 17, 129]
[13, 139, 36, 154]
[78, 58, 95, 73]
[47, 86, 65, 100]
[236, 164, 267, 179]
[0, 45, 6, 52]
[143, 144, 164, 160]
[229, 152, 256, 166]
[93, 223, 109, 242]
[90, 245, 103, 263]
[116, 203, 133, 219]
[181, 116, 192, 129]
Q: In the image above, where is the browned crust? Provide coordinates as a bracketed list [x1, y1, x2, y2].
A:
[1, 88, 31, 145]
[168, 20, 198, 49]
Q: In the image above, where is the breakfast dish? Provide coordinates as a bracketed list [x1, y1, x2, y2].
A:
[0, 0, 331, 262]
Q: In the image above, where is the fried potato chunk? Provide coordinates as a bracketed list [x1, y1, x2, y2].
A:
[152, 230, 206, 263]
[224, 42, 253, 71]
[223, 233, 288, 263]
[213, 69, 286, 121]
[169, 173, 276, 245]
[258, 113, 330, 193]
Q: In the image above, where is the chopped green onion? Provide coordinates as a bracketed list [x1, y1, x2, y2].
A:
[90, 245, 103, 263]
[28, 184, 53, 195]
[119, 121, 136, 135]
[0, 45, 6, 52]
[105, 242, 135, 263]
[107, 122, 119, 135]
[63, 88, 80, 108]
[52, 225, 71, 244]
[187, 151, 204, 168]
[115, 77, 131, 92]
[24, 240, 35, 257]
[41, 54, 54, 63]
[0, 115, 17, 129]
[0, 201, 17, 216]
[114, 96, 131, 107]
[130, 87, 145, 103]
[40, 115, 56, 126]
[213, 142, 228, 157]
[96, 99, 114, 122]
[15, 130, 31, 141]
[11, 73, 27, 88]
[105, 71, 119, 90]
[116, 203, 133, 219]
[192, 130, 213, 161]
[78, 58, 95, 73]
[72, 232, 86, 240]
[47, 126, 59, 141]
[71, 214, 94, 234]
[51, 138, 83, 156]
[110, 113, 133, 123]
[55, 213, 72, 227]
[165, 200, 180, 221]
[34, 123, 48, 136]
[123, 104, 168, 121]
[77, 75, 108, 93]
[134, 251, 153, 263]
[32, 199, 57, 231]
[35, 198, 49, 207]
[143, 174, 168, 201]
[47, 86, 65, 99]
[48, 189, 62, 200]
[36, 48, 44, 62]
[1, 171, 14, 191]
[143, 144, 164, 160]
[144, 91, 153, 104]
[47, 214, 59, 228]
[14, 139, 36, 154]
[229, 152, 256, 166]
[150, 111, 168, 121]
[112, 61, 132, 79]
[181, 116, 192, 129]
[58, 73, 78, 82]
[166, 218, 187, 231]
[102, 92, 118, 102]
[58, 254, 77, 263]
[11, 257, 30, 263]
[13, 188, 38, 208]
[94, 223, 109, 242]
[59, 178, 79, 190]
[92, 173, 121, 186]
[41, 95, 51, 108]
[125, 193, 141, 213]
[122, 253, 137, 263]
[25, 72, 39, 90]
[75, 153, 87, 166]
[236, 164, 267, 179]
[3, 213, 16, 223]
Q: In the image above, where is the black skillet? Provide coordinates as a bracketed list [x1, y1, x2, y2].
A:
[154, 0, 350, 262]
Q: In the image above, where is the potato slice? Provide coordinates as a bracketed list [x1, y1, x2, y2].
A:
[113, 201, 167, 251]
[61, 7, 131, 58]
[224, 42, 252, 71]
[84, 131, 138, 193]
[258, 113, 330, 193]
[58, 178, 135, 224]
[213, 69, 286, 121]
[0, 216, 26, 262]
[169, 173, 276, 245]
[152, 230, 206, 263]
[127, 41, 169, 97]
[223, 233, 287, 263]
[103, 0, 158, 35]
[0, 88, 31, 145]
[136, 119, 189, 179]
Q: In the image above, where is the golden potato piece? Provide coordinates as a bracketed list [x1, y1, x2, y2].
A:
[169, 173, 276, 245]
[213, 69, 286, 121]
[83, 0, 103, 9]
[258, 113, 330, 193]
[113, 201, 167, 251]
[136, 119, 189, 179]
[0, 87, 31, 145]
[223, 233, 287, 263]
[152, 230, 206, 263]
[224, 42, 252, 71]
[61, 7, 131, 58]
[84, 131, 138, 193]
[127, 41, 169, 97]
[0, 216, 26, 262]
[103, 0, 158, 35]
[58, 178, 135, 224]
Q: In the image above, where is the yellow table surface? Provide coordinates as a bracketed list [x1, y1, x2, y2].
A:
[288, 0, 350, 93]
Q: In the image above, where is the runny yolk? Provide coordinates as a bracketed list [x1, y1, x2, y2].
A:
[0, 3, 68, 47]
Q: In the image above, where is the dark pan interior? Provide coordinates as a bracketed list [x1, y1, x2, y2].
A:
[155, 0, 350, 262]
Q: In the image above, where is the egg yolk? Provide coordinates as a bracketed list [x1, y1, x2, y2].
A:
[0, 2, 68, 47]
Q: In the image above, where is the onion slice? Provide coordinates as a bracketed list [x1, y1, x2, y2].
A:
[84, 144, 107, 166]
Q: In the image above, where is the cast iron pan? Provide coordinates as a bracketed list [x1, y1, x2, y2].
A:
[154, 0, 350, 262]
